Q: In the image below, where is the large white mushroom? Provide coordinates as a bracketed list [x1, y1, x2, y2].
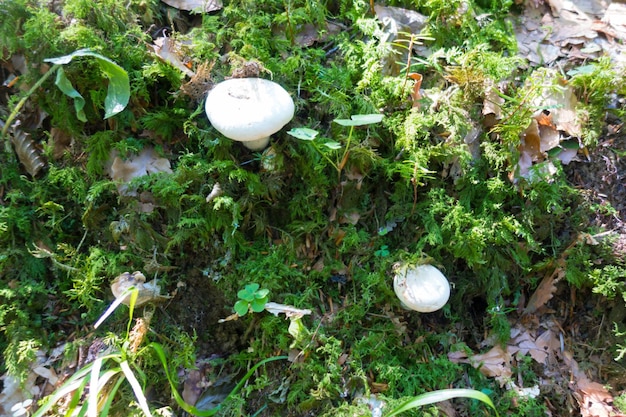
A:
[205, 78, 295, 151]
[393, 264, 450, 312]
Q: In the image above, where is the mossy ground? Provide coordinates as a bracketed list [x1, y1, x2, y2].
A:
[1, 0, 626, 416]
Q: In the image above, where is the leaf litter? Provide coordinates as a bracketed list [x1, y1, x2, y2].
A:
[450, 232, 626, 417]
[2, 1, 626, 416]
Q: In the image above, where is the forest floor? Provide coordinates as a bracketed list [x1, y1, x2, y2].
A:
[2, 0, 626, 416]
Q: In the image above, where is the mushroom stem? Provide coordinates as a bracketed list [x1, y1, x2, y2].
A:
[241, 136, 270, 151]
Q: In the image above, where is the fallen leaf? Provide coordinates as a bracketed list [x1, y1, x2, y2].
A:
[524, 267, 564, 314]
[450, 345, 513, 385]
[107, 147, 172, 196]
[161, 0, 221, 13]
[562, 351, 624, 417]
[264, 302, 312, 319]
[483, 80, 504, 119]
[150, 36, 195, 77]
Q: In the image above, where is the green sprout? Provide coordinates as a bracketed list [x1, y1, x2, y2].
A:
[374, 244, 390, 258]
[287, 113, 383, 177]
[234, 283, 270, 317]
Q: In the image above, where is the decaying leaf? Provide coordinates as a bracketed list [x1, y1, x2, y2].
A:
[161, 0, 221, 13]
[107, 147, 172, 196]
[514, 0, 626, 66]
[50, 127, 73, 160]
[150, 36, 195, 77]
[0, 347, 66, 416]
[264, 302, 312, 319]
[509, 326, 560, 364]
[528, 69, 582, 138]
[524, 265, 564, 314]
[482, 80, 504, 121]
[450, 345, 513, 385]
[562, 350, 625, 417]
[374, 4, 429, 76]
[9, 122, 46, 176]
[511, 69, 585, 183]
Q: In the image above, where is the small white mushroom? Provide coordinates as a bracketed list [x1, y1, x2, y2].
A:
[204, 78, 295, 151]
[393, 264, 450, 312]
[110, 271, 166, 306]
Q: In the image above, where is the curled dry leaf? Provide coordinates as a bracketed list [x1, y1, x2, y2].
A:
[449, 345, 513, 385]
[562, 350, 624, 417]
[9, 122, 46, 176]
[512, 69, 584, 183]
[180, 61, 215, 102]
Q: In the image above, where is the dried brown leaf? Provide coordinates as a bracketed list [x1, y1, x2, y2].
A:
[107, 148, 172, 196]
[524, 267, 564, 314]
[150, 36, 195, 77]
[482, 80, 504, 119]
[468, 345, 513, 382]
[562, 351, 623, 417]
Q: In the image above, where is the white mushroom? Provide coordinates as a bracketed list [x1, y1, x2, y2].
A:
[204, 78, 295, 151]
[393, 264, 450, 312]
[110, 271, 166, 306]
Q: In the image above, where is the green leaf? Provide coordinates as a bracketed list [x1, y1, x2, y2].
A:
[287, 127, 319, 141]
[238, 283, 259, 301]
[384, 388, 499, 417]
[323, 141, 342, 150]
[120, 360, 153, 417]
[250, 297, 267, 313]
[149, 342, 287, 417]
[334, 113, 384, 127]
[255, 288, 270, 299]
[45, 48, 130, 120]
[234, 299, 249, 316]
[54, 67, 87, 122]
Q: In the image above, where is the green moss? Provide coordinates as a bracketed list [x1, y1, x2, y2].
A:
[1, 0, 624, 415]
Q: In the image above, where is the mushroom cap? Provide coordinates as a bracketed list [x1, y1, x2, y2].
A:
[205, 78, 295, 145]
[393, 264, 450, 312]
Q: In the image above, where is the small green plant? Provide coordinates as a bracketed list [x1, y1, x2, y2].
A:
[287, 113, 383, 177]
[34, 286, 287, 417]
[32, 290, 153, 417]
[374, 244, 390, 258]
[2, 48, 129, 140]
[234, 283, 270, 317]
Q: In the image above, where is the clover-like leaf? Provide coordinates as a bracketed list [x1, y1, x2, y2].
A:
[255, 288, 270, 299]
[334, 114, 384, 127]
[323, 141, 342, 150]
[238, 283, 259, 301]
[287, 127, 319, 141]
[250, 297, 268, 313]
[234, 299, 249, 316]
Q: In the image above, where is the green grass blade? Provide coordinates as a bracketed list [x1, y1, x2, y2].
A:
[99, 375, 125, 417]
[32, 362, 94, 417]
[120, 360, 153, 417]
[149, 342, 287, 416]
[384, 388, 499, 417]
[87, 357, 104, 417]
